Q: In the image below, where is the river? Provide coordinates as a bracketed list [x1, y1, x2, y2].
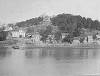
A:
[0, 47, 100, 76]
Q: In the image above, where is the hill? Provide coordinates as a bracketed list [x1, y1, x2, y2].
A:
[14, 13, 100, 38]
[15, 16, 44, 27]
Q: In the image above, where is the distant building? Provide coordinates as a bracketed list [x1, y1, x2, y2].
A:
[81, 32, 94, 43]
[6, 31, 12, 39]
[4, 26, 13, 31]
[95, 34, 100, 44]
[73, 37, 80, 45]
[46, 34, 55, 43]
[31, 33, 42, 43]
[87, 35, 93, 43]
[61, 33, 69, 39]
[96, 33, 100, 39]
[11, 29, 26, 38]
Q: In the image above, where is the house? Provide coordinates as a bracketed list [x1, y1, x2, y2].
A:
[80, 32, 94, 43]
[46, 34, 55, 43]
[95, 34, 100, 44]
[96, 34, 100, 39]
[86, 35, 94, 43]
[31, 33, 42, 43]
[61, 33, 69, 39]
[6, 31, 12, 39]
[73, 37, 80, 45]
[4, 26, 13, 31]
[96, 32, 100, 39]
[11, 29, 26, 38]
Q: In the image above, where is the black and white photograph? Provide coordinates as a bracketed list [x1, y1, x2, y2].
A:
[0, 0, 100, 76]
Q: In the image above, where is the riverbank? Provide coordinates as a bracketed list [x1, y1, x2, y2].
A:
[19, 42, 100, 49]
[0, 39, 100, 49]
[0, 39, 18, 47]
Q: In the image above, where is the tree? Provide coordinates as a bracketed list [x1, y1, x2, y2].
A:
[51, 14, 77, 33]
[54, 31, 62, 43]
[92, 34, 97, 40]
[15, 16, 43, 27]
[79, 37, 85, 43]
[26, 27, 34, 34]
[46, 25, 53, 34]
[73, 28, 81, 37]
[93, 20, 100, 30]
[0, 26, 5, 32]
[39, 25, 53, 43]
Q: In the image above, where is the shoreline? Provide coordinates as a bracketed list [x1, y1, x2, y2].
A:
[20, 43, 100, 49]
[0, 40, 100, 49]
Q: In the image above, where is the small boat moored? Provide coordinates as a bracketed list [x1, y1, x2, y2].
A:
[12, 45, 20, 49]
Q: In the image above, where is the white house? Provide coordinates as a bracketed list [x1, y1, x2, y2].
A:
[4, 26, 13, 31]
[73, 37, 80, 45]
[11, 29, 26, 38]
[32, 34, 41, 43]
[96, 34, 100, 39]
[95, 34, 100, 44]
[61, 33, 68, 39]
[87, 35, 93, 43]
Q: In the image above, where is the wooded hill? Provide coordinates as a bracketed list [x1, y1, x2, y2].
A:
[15, 13, 100, 37]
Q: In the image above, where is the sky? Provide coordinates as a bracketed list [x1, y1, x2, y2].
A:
[0, 0, 100, 24]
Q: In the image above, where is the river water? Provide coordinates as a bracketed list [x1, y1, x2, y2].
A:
[0, 47, 100, 76]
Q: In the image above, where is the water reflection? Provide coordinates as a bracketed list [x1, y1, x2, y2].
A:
[24, 48, 100, 76]
[0, 47, 100, 76]
[0, 47, 98, 60]
[25, 48, 100, 60]
[25, 48, 42, 58]
[25, 50, 33, 58]
[0, 47, 11, 58]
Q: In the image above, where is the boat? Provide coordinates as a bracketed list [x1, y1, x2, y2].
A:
[12, 45, 20, 49]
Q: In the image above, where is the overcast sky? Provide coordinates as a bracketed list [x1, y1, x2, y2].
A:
[0, 0, 100, 23]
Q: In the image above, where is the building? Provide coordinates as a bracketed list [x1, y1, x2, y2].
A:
[6, 31, 12, 39]
[46, 34, 55, 43]
[61, 33, 69, 39]
[87, 35, 93, 43]
[31, 33, 42, 43]
[4, 26, 13, 31]
[95, 34, 100, 44]
[73, 37, 80, 45]
[11, 29, 26, 38]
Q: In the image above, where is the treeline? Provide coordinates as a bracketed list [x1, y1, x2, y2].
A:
[15, 16, 44, 27]
[15, 13, 100, 34]
[51, 13, 100, 37]
[14, 13, 100, 43]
